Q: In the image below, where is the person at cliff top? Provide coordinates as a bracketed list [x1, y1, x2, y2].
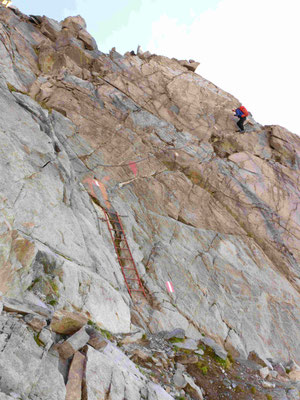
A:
[232, 105, 249, 132]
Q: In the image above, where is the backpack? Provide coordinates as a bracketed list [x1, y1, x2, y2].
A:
[235, 108, 243, 117]
[239, 106, 249, 117]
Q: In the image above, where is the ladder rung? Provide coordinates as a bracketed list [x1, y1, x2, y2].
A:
[104, 210, 146, 298]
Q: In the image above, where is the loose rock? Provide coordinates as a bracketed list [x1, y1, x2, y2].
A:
[57, 326, 90, 359]
[24, 313, 47, 332]
[65, 351, 85, 400]
[50, 310, 88, 335]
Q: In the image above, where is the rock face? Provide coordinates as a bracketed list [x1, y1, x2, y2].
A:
[0, 5, 300, 399]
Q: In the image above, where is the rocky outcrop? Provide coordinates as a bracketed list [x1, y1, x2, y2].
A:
[0, 4, 300, 399]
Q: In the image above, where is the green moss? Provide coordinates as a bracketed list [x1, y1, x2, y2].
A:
[169, 337, 185, 343]
[176, 397, 187, 400]
[201, 366, 208, 375]
[195, 361, 203, 369]
[7, 83, 17, 92]
[161, 161, 178, 172]
[266, 395, 273, 400]
[49, 279, 59, 295]
[234, 385, 244, 393]
[142, 333, 147, 340]
[87, 320, 101, 331]
[48, 299, 58, 306]
[39, 101, 52, 114]
[215, 355, 232, 369]
[227, 352, 235, 363]
[34, 333, 44, 347]
[100, 328, 112, 340]
[7, 83, 27, 95]
[27, 277, 41, 291]
[33, 46, 40, 56]
[251, 386, 257, 394]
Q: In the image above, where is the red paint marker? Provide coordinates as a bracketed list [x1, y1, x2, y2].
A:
[129, 161, 138, 177]
[166, 281, 174, 293]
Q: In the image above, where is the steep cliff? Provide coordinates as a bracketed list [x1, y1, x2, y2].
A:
[0, 5, 299, 400]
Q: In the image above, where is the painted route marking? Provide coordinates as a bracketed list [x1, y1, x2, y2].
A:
[166, 281, 174, 293]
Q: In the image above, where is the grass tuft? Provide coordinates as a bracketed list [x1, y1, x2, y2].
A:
[169, 337, 185, 343]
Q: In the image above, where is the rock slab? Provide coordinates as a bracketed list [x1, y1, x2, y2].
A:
[65, 351, 86, 400]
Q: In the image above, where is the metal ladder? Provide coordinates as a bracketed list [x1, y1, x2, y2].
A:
[103, 210, 147, 298]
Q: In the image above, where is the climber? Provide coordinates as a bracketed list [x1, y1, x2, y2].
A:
[233, 105, 249, 132]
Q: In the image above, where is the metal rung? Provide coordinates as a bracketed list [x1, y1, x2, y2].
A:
[103, 209, 146, 298]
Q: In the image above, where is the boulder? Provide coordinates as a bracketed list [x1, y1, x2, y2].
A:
[267, 370, 278, 379]
[65, 351, 85, 400]
[184, 374, 204, 400]
[24, 313, 47, 332]
[163, 328, 185, 340]
[199, 337, 227, 360]
[174, 354, 199, 365]
[61, 15, 87, 34]
[2, 297, 52, 318]
[289, 360, 300, 372]
[178, 59, 200, 72]
[173, 369, 186, 388]
[57, 326, 90, 359]
[84, 344, 173, 399]
[77, 29, 97, 51]
[85, 326, 107, 350]
[40, 16, 61, 41]
[274, 362, 287, 376]
[262, 381, 276, 389]
[173, 338, 198, 351]
[259, 367, 270, 379]
[50, 310, 88, 335]
[0, 315, 65, 399]
[39, 328, 53, 347]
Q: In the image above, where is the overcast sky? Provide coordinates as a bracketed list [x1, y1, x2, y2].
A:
[12, 0, 300, 135]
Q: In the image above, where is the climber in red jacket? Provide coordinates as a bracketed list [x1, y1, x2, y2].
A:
[233, 105, 249, 132]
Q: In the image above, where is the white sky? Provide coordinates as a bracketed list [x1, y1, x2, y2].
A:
[12, 0, 300, 135]
[146, 0, 300, 135]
